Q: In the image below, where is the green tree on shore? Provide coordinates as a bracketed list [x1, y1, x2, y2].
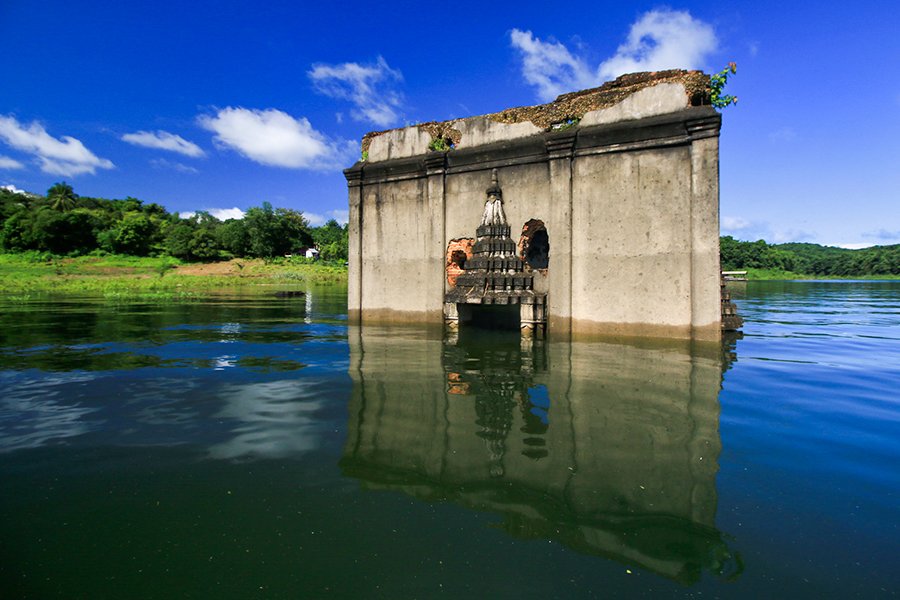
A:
[0, 183, 347, 262]
[48, 182, 77, 212]
[243, 202, 313, 258]
[312, 219, 348, 260]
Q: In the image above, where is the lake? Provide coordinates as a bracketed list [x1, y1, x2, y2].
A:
[0, 281, 898, 598]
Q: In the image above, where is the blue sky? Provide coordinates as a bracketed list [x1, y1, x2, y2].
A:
[1, 0, 898, 246]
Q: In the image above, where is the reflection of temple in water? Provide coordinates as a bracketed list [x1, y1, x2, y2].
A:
[342, 326, 741, 584]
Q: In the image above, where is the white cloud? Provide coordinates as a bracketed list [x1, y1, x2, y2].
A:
[863, 229, 900, 243]
[832, 242, 875, 250]
[721, 216, 753, 233]
[150, 158, 199, 174]
[330, 209, 349, 225]
[179, 207, 245, 221]
[2, 183, 30, 195]
[122, 130, 205, 157]
[511, 9, 718, 101]
[771, 228, 815, 244]
[720, 217, 815, 243]
[305, 209, 349, 227]
[304, 212, 326, 227]
[0, 115, 114, 176]
[210, 207, 245, 220]
[309, 56, 404, 127]
[510, 29, 596, 101]
[198, 107, 352, 170]
[0, 155, 24, 170]
[598, 10, 717, 79]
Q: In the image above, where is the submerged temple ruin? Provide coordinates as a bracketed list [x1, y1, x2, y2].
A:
[345, 70, 733, 340]
[443, 169, 547, 336]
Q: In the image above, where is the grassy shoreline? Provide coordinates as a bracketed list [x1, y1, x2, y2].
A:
[739, 267, 900, 280]
[1, 254, 896, 301]
[0, 253, 347, 300]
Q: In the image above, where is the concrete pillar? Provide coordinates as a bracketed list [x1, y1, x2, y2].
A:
[545, 134, 576, 339]
[444, 301, 459, 329]
[688, 117, 722, 341]
[344, 166, 364, 323]
[425, 154, 447, 317]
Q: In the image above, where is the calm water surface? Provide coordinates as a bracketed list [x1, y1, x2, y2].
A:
[0, 281, 897, 598]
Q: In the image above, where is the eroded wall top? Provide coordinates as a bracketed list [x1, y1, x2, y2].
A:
[362, 70, 710, 162]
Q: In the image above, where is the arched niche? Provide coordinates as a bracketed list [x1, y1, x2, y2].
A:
[519, 219, 549, 270]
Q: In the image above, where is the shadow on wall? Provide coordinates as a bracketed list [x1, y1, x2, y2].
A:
[342, 325, 743, 585]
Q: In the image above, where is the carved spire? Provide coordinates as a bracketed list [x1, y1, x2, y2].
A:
[481, 169, 508, 228]
[445, 166, 542, 315]
[486, 168, 502, 198]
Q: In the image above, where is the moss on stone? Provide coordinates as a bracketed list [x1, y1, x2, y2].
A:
[487, 70, 710, 129]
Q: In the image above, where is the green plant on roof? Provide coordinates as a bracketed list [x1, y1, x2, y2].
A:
[361, 149, 369, 161]
[551, 117, 580, 131]
[428, 137, 452, 152]
[710, 62, 738, 109]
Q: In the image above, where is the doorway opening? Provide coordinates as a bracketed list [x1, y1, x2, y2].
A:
[460, 303, 520, 331]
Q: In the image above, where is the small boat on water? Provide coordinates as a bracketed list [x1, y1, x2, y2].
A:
[722, 270, 748, 282]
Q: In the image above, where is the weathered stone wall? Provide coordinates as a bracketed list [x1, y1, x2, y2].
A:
[570, 145, 694, 336]
[345, 71, 723, 340]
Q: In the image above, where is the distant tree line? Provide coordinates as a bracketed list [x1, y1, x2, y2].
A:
[4, 184, 895, 275]
[0, 183, 348, 262]
[720, 236, 900, 276]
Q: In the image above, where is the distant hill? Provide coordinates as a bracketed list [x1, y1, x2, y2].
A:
[720, 236, 900, 277]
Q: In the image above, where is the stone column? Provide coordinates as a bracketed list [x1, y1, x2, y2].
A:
[344, 165, 364, 323]
[687, 115, 722, 341]
[425, 153, 448, 320]
[545, 134, 576, 339]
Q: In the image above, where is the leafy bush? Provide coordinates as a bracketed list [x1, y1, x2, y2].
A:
[710, 63, 738, 109]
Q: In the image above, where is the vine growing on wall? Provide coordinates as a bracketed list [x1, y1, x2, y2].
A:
[710, 62, 738, 109]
